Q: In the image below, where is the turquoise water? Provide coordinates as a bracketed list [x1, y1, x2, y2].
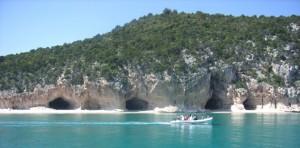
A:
[0, 113, 299, 148]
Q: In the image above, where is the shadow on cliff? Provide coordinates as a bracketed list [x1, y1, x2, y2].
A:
[125, 97, 149, 111]
[48, 97, 75, 110]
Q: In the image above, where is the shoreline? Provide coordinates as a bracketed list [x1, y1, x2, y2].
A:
[0, 109, 158, 114]
[211, 110, 289, 114]
[0, 108, 295, 114]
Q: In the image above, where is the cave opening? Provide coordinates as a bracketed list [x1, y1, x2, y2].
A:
[125, 97, 149, 110]
[205, 98, 223, 110]
[243, 99, 256, 110]
[48, 97, 74, 110]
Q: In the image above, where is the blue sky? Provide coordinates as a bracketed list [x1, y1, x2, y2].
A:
[0, 0, 300, 56]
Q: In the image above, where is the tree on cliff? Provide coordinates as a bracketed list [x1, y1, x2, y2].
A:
[0, 9, 299, 92]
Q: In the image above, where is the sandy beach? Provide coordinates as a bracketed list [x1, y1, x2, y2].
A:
[211, 110, 287, 114]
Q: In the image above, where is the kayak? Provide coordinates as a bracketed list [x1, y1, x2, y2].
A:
[170, 117, 213, 124]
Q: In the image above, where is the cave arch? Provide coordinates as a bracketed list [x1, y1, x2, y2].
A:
[205, 98, 223, 110]
[243, 99, 256, 110]
[125, 97, 149, 110]
[48, 97, 74, 110]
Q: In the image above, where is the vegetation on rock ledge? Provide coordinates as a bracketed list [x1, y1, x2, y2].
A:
[0, 9, 299, 92]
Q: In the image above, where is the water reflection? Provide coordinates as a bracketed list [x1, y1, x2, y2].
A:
[170, 123, 212, 146]
[171, 123, 212, 130]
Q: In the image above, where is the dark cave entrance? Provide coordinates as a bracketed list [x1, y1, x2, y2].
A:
[205, 98, 223, 110]
[48, 97, 74, 110]
[125, 97, 149, 111]
[243, 99, 256, 110]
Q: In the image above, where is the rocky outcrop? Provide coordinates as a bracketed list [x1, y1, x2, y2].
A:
[240, 76, 300, 112]
[272, 63, 299, 85]
[0, 62, 299, 112]
[0, 68, 213, 111]
[206, 66, 238, 109]
[229, 87, 248, 111]
[0, 80, 124, 110]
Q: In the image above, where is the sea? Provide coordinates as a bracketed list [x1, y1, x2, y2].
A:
[0, 113, 299, 148]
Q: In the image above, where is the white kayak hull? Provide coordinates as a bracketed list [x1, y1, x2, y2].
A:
[170, 117, 213, 124]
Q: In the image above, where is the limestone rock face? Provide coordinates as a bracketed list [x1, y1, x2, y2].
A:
[209, 66, 237, 109]
[126, 69, 212, 111]
[0, 83, 124, 110]
[0, 69, 212, 111]
[244, 78, 300, 111]
[0, 64, 299, 112]
[245, 80, 276, 110]
[229, 87, 248, 111]
[272, 63, 299, 85]
[179, 73, 212, 110]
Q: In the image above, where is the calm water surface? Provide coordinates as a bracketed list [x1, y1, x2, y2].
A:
[0, 113, 299, 148]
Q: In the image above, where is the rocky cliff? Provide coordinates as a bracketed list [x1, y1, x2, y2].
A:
[0, 10, 299, 111]
[0, 57, 299, 112]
